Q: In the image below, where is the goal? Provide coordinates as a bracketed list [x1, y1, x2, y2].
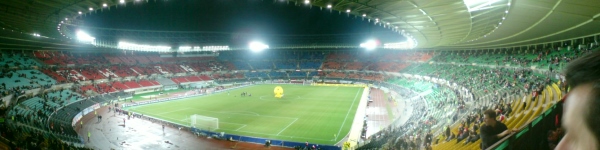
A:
[190, 114, 219, 130]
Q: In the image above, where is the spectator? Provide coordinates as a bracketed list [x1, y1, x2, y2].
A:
[425, 131, 433, 146]
[480, 109, 517, 149]
[464, 127, 480, 144]
[555, 50, 600, 150]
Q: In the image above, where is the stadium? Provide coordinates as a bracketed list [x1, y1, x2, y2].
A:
[0, 0, 598, 150]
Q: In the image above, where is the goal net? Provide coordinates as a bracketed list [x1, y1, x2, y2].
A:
[190, 114, 219, 130]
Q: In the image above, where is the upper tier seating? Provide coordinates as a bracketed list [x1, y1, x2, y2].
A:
[245, 72, 269, 78]
[288, 71, 307, 77]
[299, 61, 322, 69]
[274, 61, 297, 69]
[0, 70, 56, 89]
[1, 53, 41, 67]
[345, 62, 364, 70]
[369, 62, 410, 72]
[327, 72, 346, 78]
[322, 61, 342, 69]
[248, 61, 273, 70]
[34, 51, 109, 66]
[269, 72, 287, 79]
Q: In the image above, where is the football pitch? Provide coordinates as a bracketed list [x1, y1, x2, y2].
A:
[125, 84, 364, 145]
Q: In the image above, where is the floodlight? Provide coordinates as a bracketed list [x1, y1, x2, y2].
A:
[362, 14, 366, 17]
[360, 40, 377, 50]
[65, 18, 68, 20]
[327, 4, 332, 8]
[346, 9, 351, 13]
[249, 41, 269, 52]
[103, 4, 107, 7]
[89, 8, 93, 11]
[76, 30, 95, 43]
[179, 46, 193, 51]
[120, 0, 125, 4]
[304, 0, 309, 4]
[464, 0, 501, 12]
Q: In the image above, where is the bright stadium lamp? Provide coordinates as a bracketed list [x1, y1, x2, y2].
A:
[360, 40, 377, 50]
[249, 41, 269, 52]
[76, 30, 95, 43]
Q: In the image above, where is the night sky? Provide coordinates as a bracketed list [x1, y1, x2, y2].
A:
[80, 0, 403, 45]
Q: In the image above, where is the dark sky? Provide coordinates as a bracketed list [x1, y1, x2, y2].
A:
[80, 0, 403, 45]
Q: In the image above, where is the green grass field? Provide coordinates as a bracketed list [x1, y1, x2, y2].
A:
[125, 84, 364, 145]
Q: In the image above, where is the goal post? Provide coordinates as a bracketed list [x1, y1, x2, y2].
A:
[190, 114, 219, 130]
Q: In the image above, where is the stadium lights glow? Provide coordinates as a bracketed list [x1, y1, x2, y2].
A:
[327, 4, 332, 8]
[360, 40, 377, 50]
[65, 18, 68, 20]
[118, 42, 171, 51]
[78, 11, 82, 14]
[120, 0, 125, 4]
[76, 31, 95, 44]
[346, 9, 351, 13]
[304, 0, 309, 4]
[362, 14, 366, 17]
[103, 4, 107, 7]
[464, 0, 501, 12]
[203, 46, 229, 51]
[89, 8, 93, 11]
[179, 46, 193, 50]
[249, 41, 269, 52]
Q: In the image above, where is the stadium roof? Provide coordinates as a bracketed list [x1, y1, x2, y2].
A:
[0, 0, 599, 50]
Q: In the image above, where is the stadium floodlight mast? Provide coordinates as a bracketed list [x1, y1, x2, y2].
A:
[249, 41, 269, 52]
[360, 40, 377, 50]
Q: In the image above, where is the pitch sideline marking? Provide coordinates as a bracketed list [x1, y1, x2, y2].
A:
[334, 88, 362, 141]
[218, 128, 330, 141]
[276, 118, 298, 135]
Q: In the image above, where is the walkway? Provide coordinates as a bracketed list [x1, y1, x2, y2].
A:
[77, 106, 293, 150]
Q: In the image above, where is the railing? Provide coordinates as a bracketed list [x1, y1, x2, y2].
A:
[486, 101, 562, 150]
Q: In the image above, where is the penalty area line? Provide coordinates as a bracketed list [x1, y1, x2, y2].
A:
[276, 118, 298, 136]
[235, 125, 247, 131]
